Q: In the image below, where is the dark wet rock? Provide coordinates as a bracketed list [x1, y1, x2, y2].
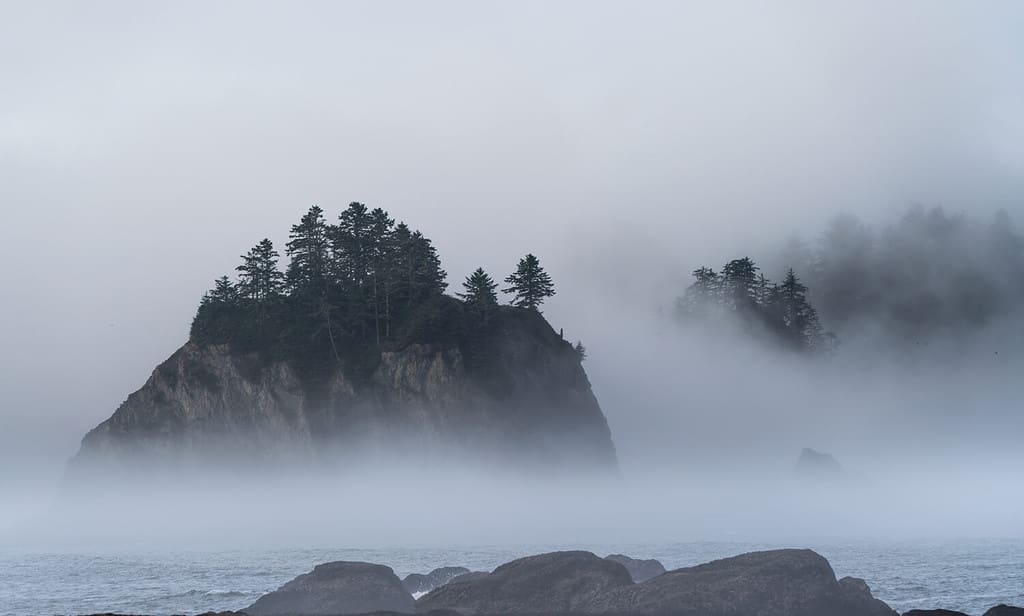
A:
[416, 550, 633, 614]
[903, 610, 969, 616]
[603, 554, 666, 583]
[838, 576, 899, 616]
[402, 566, 471, 595]
[585, 549, 897, 616]
[245, 561, 413, 616]
[447, 571, 488, 584]
[984, 607, 1024, 616]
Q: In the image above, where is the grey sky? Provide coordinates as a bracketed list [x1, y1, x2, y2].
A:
[1, 1, 1023, 491]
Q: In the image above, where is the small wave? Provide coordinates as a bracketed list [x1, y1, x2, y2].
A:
[169, 589, 249, 599]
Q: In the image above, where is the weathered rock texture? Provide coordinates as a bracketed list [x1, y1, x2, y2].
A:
[604, 554, 666, 583]
[69, 308, 617, 474]
[416, 551, 633, 614]
[245, 561, 413, 616]
[419, 549, 896, 616]
[587, 549, 895, 616]
[402, 566, 470, 595]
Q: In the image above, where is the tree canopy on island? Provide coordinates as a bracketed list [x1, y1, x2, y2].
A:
[676, 258, 830, 354]
[190, 203, 561, 379]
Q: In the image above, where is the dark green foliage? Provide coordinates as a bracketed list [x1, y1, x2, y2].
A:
[458, 268, 499, 311]
[189, 203, 475, 386]
[794, 205, 1024, 344]
[676, 258, 830, 354]
[503, 254, 555, 311]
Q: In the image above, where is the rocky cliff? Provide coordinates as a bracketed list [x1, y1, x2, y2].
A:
[68, 306, 617, 476]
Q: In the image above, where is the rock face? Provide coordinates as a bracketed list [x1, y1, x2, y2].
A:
[244, 561, 413, 616]
[588, 549, 896, 616]
[795, 447, 847, 481]
[68, 307, 617, 475]
[402, 566, 470, 595]
[903, 611, 969, 616]
[604, 554, 666, 583]
[416, 551, 633, 614]
[984, 607, 1024, 616]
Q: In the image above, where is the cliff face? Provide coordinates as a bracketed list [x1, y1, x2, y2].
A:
[69, 307, 617, 475]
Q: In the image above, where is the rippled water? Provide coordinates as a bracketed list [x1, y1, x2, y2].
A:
[1, 540, 1022, 616]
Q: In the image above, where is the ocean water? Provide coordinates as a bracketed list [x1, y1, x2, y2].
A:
[1, 540, 1022, 616]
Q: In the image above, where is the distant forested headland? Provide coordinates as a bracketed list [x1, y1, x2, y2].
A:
[676, 205, 1024, 354]
[191, 203, 566, 379]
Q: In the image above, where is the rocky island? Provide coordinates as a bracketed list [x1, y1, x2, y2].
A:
[67, 203, 616, 478]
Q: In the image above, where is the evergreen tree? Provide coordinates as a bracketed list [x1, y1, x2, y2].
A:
[237, 239, 284, 303]
[286, 205, 341, 360]
[334, 201, 372, 288]
[503, 254, 555, 311]
[457, 267, 499, 310]
[368, 207, 395, 344]
[574, 340, 587, 362]
[285, 205, 331, 294]
[721, 257, 759, 312]
[206, 275, 238, 305]
[771, 268, 823, 350]
[675, 266, 720, 318]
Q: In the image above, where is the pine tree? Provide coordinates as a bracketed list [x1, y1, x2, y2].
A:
[721, 257, 759, 312]
[675, 266, 720, 318]
[368, 207, 395, 345]
[237, 238, 284, 303]
[206, 276, 238, 305]
[285, 205, 331, 294]
[503, 254, 555, 311]
[574, 340, 587, 362]
[457, 268, 499, 310]
[334, 202, 372, 289]
[772, 268, 823, 350]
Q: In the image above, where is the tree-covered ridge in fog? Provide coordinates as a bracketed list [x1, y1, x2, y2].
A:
[190, 203, 562, 379]
[790, 205, 1024, 345]
[675, 259, 833, 354]
[679, 205, 1024, 355]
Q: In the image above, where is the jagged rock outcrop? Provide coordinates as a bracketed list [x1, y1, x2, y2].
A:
[418, 549, 895, 616]
[416, 551, 633, 614]
[244, 561, 413, 616]
[402, 566, 470, 596]
[68, 307, 617, 475]
[604, 554, 666, 583]
[586, 549, 896, 616]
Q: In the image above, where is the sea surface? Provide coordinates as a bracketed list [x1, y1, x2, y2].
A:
[1, 539, 1022, 616]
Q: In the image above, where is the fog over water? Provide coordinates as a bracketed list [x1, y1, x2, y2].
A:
[2, 1, 1023, 548]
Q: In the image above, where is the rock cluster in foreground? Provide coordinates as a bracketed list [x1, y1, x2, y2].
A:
[81, 550, 1023, 616]
[245, 549, 898, 616]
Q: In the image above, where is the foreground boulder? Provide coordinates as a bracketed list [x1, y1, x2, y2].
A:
[903, 611, 969, 616]
[585, 549, 896, 616]
[604, 554, 666, 583]
[984, 607, 1024, 616]
[416, 551, 633, 614]
[402, 566, 471, 595]
[245, 561, 414, 615]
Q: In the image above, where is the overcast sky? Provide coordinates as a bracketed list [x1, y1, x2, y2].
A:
[2, 1, 1023, 491]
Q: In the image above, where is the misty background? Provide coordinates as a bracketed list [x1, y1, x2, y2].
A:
[2, 1, 1023, 541]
